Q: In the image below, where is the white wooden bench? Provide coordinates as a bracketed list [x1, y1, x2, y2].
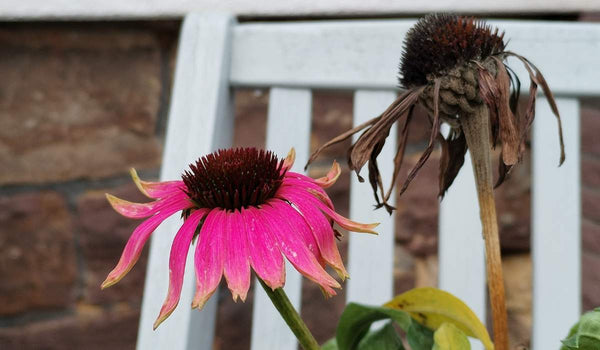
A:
[134, 13, 600, 350]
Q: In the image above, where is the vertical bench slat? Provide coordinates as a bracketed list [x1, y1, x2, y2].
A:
[250, 87, 312, 350]
[438, 148, 486, 350]
[137, 13, 234, 350]
[532, 97, 581, 350]
[347, 90, 397, 304]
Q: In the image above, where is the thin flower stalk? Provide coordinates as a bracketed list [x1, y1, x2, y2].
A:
[306, 14, 567, 350]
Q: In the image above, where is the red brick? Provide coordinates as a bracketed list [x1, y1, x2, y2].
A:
[0, 26, 165, 184]
[233, 89, 268, 149]
[0, 191, 76, 315]
[581, 105, 600, 158]
[310, 91, 354, 159]
[582, 156, 600, 188]
[77, 184, 150, 305]
[495, 152, 532, 252]
[582, 252, 600, 311]
[395, 153, 439, 255]
[214, 284, 254, 350]
[582, 187, 600, 222]
[0, 306, 140, 350]
[583, 220, 600, 254]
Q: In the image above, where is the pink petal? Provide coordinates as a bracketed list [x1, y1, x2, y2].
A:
[192, 209, 226, 310]
[223, 210, 251, 302]
[258, 202, 341, 297]
[282, 175, 334, 209]
[106, 191, 189, 219]
[314, 161, 341, 188]
[101, 198, 190, 289]
[154, 208, 208, 329]
[130, 168, 185, 199]
[309, 190, 379, 234]
[276, 187, 348, 279]
[241, 207, 285, 290]
[281, 148, 296, 172]
[269, 199, 324, 260]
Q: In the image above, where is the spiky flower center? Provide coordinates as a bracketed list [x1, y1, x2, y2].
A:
[399, 14, 505, 88]
[182, 148, 285, 210]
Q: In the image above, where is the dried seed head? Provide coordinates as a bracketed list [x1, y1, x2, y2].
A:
[182, 148, 285, 210]
[399, 14, 505, 89]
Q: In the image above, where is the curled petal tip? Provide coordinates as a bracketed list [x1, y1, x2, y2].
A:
[129, 168, 150, 198]
[283, 148, 296, 170]
[315, 161, 341, 188]
[100, 277, 117, 290]
[153, 309, 174, 330]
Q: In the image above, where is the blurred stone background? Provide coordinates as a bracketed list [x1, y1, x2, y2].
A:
[0, 15, 599, 350]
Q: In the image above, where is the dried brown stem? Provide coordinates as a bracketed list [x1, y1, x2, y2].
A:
[459, 103, 508, 350]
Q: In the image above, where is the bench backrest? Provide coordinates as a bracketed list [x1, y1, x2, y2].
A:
[137, 13, 599, 350]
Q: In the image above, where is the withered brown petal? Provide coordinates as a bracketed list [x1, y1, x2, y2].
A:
[476, 63, 500, 147]
[305, 114, 380, 170]
[398, 80, 442, 196]
[505, 51, 566, 165]
[495, 153, 513, 188]
[438, 129, 468, 197]
[492, 57, 521, 166]
[381, 107, 414, 207]
[349, 88, 424, 174]
[368, 138, 387, 208]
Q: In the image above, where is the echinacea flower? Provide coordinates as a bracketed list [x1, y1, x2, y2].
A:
[306, 14, 565, 213]
[102, 147, 377, 329]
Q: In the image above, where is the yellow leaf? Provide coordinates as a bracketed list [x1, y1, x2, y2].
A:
[433, 323, 471, 350]
[384, 287, 493, 350]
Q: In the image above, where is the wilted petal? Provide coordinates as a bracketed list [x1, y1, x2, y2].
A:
[223, 210, 251, 302]
[290, 187, 379, 235]
[313, 161, 341, 188]
[259, 202, 340, 297]
[106, 192, 189, 219]
[492, 58, 520, 166]
[282, 148, 296, 172]
[242, 207, 285, 290]
[130, 168, 185, 199]
[154, 208, 208, 329]
[276, 187, 349, 279]
[101, 199, 190, 289]
[282, 175, 334, 209]
[192, 209, 226, 310]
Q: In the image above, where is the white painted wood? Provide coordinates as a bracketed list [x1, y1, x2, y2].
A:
[1, 0, 597, 19]
[532, 98, 581, 350]
[251, 88, 312, 350]
[137, 13, 234, 350]
[230, 20, 600, 96]
[347, 90, 397, 305]
[438, 146, 486, 350]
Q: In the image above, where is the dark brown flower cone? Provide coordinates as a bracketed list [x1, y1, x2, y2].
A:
[460, 103, 509, 350]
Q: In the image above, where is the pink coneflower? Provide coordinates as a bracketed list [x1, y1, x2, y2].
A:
[102, 147, 377, 329]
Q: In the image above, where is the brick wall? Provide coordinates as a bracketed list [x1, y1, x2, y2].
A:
[0, 18, 598, 350]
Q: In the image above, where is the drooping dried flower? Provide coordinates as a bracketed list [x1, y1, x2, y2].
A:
[306, 14, 565, 213]
[102, 147, 377, 329]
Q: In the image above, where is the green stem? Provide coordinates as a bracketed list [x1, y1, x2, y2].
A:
[258, 278, 321, 350]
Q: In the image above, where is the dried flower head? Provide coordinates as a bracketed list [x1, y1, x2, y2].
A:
[306, 14, 565, 213]
[101, 147, 377, 329]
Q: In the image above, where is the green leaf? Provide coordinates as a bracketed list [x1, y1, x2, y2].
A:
[406, 320, 434, 350]
[322, 338, 339, 350]
[358, 321, 405, 350]
[384, 287, 493, 350]
[432, 323, 471, 350]
[336, 302, 412, 350]
[561, 308, 600, 350]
